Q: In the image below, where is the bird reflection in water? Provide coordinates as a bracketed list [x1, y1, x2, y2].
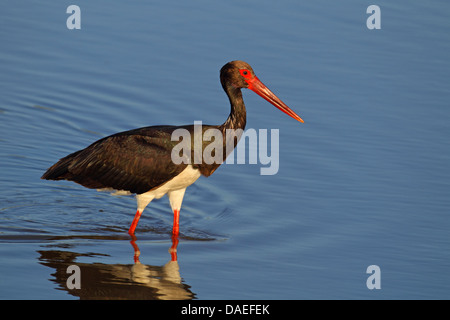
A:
[38, 234, 195, 300]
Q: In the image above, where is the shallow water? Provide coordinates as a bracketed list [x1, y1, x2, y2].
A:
[1, 1, 449, 299]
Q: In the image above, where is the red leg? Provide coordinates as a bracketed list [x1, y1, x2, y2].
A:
[128, 210, 142, 234]
[172, 209, 180, 235]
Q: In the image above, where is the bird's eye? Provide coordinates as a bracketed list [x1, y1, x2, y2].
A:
[239, 69, 252, 79]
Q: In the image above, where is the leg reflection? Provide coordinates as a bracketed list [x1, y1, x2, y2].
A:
[129, 234, 140, 263]
[129, 234, 180, 263]
[169, 234, 179, 262]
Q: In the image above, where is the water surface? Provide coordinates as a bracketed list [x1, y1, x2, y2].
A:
[1, 0, 449, 299]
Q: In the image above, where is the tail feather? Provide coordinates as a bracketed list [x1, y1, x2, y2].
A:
[41, 149, 131, 191]
[41, 150, 105, 189]
[41, 150, 82, 180]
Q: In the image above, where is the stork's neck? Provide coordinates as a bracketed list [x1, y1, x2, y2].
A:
[220, 85, 247, 132]
[195, 84, 247, 177]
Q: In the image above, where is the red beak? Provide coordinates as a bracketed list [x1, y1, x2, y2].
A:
[246, 76, 304, 123]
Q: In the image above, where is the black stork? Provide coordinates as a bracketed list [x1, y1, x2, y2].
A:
[41, 60, 304, 236]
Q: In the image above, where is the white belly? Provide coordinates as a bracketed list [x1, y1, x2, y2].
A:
[136, 165, 201, 213]
[144, 165, 201, 199]
[97, 165, 201, 196]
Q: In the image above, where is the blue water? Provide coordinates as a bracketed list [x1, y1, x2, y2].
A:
[1, 0, 449, 299]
